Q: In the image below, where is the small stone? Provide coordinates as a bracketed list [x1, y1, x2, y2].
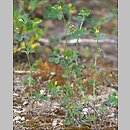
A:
[59, 121, 63, 126]
[103, 101, 111, 107]
[37, 102, 43, 106]
[40, 89, 44, 95]
[95, 104, 101, 107]
[50, 72, 56, 76]
[82, 108, 90, 114]
[21, 117, 25, 121]
[47, 94, 51, 98]
[52, 119, 57, 127]
[23, 101, 28, 106]
[16, 110, 22, 114]
[16, 120, 20, 124]
[107, 113, 115, 118]
[13, 116, 21, 121]
[13, 93, 19, 96]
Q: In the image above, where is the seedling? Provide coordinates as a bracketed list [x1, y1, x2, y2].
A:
[47, 1, 104, 127]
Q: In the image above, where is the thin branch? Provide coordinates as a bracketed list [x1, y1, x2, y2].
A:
[38, 38, 117, 45]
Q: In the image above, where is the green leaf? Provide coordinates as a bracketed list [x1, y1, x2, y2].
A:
[57, 13, 63, 20]
[80, 85, 86, 91]
[77, 28, 86, 37]
[79, 8, 90, 17]
[43, 96, 48, 100]
[26, 20, 33, 32]
[47, 81, 55, 90]
[53, 50, 60, 56]
[21, 50, 27, 54]
[61, 99, 70, 106]
[61, 59, 66, 67]
[62, 6, 70, 14]
[66, 50, 73, 57]
[55, 57, 60, 64]
[71, 33, 78, 39]
[33, 18, 42, 24]
[28, 49, 35, 53]
[49, 9, 59, 19]
[49, 57, 55, 62]
[50, 86, 60, 95]
[15, 33, 24, 42]
[108, 92, 118, 107]
[89, 26, 96, 34]
[88, 79, 96, 86]
[21, 13, 29, 23]
[26, 76, 36, 86]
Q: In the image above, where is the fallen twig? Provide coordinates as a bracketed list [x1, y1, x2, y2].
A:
[38, 38, 117, 45]
[14, 66, 117, 75]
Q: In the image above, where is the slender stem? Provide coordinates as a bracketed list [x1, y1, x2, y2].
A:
[76, 37, 79, 51]
[25, 42, 33, 111]
[93, 56, 97, 97]
[76, 17, 84, 51]
[79, 18, 84, 29]
[92, 34, 99, 127]
[93, 34, 99, 97]
[64, 35, 68, 52]
[62, 13, 68, 53]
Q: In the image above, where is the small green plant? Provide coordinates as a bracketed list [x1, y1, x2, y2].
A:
[14, 1, 117, 128]
[13, 4, 44, 110]
[108, 92, 118, 108]
[45, 1, 105, 127]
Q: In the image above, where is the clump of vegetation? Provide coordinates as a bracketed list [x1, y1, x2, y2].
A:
[13, 0, 118, 129]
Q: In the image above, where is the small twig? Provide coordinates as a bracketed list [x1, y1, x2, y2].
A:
[14, 65, 118, 75]
[14, 70, 35, 74]
[97, 66, 118, 71]
[38, 38, 117, 45]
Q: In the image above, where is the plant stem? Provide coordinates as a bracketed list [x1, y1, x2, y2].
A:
[92, 34, 99, 127]
[76, 17, 84, 51]
[25, 42, 33, 111]
[76, 37, 79, 51]
[62, 13, 68, 53]
[93, 34, 99, 97]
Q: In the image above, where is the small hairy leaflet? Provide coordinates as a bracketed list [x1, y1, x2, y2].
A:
[68, 24, 77, 33]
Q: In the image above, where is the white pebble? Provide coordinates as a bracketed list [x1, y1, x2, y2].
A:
[23, 101, 28, 105]
[21, 117, 25, 121]
[13, 93, 19, 96]
[47, 94, 51, 98]
[52, 119, 57, 127]
[13, 116, 21, 121]
[40, 89, 44, 95]
[82, 108, 91, 114]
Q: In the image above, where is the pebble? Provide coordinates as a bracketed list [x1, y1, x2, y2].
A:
[23, 101, 28, 106]
[47, 94, 51, 98]
[40, 89, 45, 95]
[13, 116, 21, 121]
[13, 93, 19, 96]
[50, 72, 56, 76]
[107, 113, 115, 118]
[16, 120, 20, 124]
[82, 108, 91, 114]
[52, 119, 57, 127]
[103, 101, 111, 107]
[21, 117, 25, 121]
